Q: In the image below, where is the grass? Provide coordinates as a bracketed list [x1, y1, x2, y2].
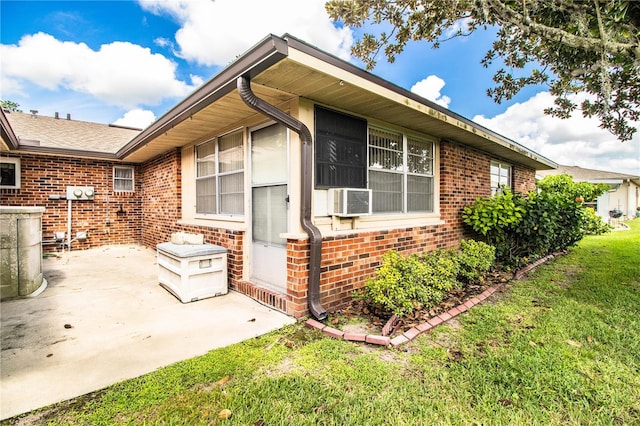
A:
[9, 221, 640, 425]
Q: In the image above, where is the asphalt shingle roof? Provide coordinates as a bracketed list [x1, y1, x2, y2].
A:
[4, 111, 140, 154]
[537, 165, 639, 182]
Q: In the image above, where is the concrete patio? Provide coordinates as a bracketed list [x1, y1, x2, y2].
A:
[0, 244, 295, 420]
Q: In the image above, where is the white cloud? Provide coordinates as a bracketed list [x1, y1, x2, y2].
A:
[138, 0, 353, 66]
[410, 75, 451, 108]
[443, 17, 473, 39]
[112, 109, 156, 129]
[0, 32, 195, 109]
[473, 91, 640, 175]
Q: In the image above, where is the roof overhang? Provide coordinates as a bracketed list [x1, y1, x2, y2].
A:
[118, 35, 290, 162]
[1, 109, 20, 151]
[4, 34, 557, 171]
[119, 34, 556, 169]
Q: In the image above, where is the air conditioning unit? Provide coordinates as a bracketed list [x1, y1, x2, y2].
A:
[327, 188, 372, 217]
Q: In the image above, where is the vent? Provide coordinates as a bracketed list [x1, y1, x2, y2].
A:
[327, 188, 372, 217]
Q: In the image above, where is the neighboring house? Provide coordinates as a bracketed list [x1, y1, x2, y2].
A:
[1, 34, 556, 319]
[537, 165, 640, 221]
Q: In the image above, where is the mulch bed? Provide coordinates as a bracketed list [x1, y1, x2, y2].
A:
[330, 269, 513, 338]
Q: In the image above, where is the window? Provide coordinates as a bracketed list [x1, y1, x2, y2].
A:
[315, 106, 367, 188]
[196, 130, 244, 215]
[0, 157, 20, 189]
[113, 166, 135, 192]
[490, 161, 512, 194]
[368, 128, 434, 213]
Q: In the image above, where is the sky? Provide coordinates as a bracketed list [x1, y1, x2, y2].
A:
[1, 0, 638, 175]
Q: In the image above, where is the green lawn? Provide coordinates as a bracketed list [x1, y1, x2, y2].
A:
[11, 221, 640, 425]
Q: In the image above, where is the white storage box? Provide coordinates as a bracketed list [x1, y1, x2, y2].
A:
[157, 242, 228, 303]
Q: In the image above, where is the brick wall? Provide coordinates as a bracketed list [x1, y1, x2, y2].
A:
[513, 163, 536, 193]
[138, 149, 246, 293]
[139, 149, 182, 246]
[1, 154, 141, 251]
[285, 141, 538, 317]
[2, 141, 536, 317]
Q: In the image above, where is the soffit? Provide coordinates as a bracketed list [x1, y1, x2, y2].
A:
[124, 48, 554, 170]
[252, 55, 555, 170]
[122, 84, 296, 162]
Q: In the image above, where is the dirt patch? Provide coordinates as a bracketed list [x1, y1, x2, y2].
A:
[551, 263, 583, 288]
[3, 389, 108, 426]
[263, 357, 298, 377]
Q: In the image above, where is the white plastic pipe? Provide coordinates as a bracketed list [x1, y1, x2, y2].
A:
[67, 199, 72, 251]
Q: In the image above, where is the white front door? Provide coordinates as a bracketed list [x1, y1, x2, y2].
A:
[250, 123, 288, 292]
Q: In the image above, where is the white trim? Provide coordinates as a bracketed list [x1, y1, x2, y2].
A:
[113, 165, 135, 192]
[0, 157, 21, 189]
[490, 160, 512, 194]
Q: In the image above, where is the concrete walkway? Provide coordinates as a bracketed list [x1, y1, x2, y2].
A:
[0, 245, 295, 420]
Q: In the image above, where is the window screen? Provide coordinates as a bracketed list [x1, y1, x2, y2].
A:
[196, 131, 245, 215]
[113, 166, 134, 192]
[315, 106, 367, 188]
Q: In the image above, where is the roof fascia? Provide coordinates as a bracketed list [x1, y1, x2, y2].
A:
[1, 110, 20, 150]
[117, 34, 289, 159]
[283, 34, 557, 170]
[11, 145, 120, 160]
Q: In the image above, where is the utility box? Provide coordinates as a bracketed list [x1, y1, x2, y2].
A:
[0, 206, 47, 300]
[156, 242, 228, 303]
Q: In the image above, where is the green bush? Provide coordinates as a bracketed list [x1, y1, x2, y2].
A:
[364, 249, 459, 317]
[582, 207, 613, 235]
[462, 176, 610, 267]
[457, 240, 496, 284]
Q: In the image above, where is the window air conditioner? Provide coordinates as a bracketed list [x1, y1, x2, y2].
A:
[327, 188, 372, 217]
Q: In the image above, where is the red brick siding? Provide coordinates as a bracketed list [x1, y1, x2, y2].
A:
[1, 154, 141, 250]
[285, 141, 537, 317]
[2, 140, 536, 317]
[139, 149, 181, 246]
[138, 149, 246, 292]
[513, 163, 536, 193]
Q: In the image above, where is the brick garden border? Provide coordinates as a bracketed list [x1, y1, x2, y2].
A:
[305, 252, 562, 348]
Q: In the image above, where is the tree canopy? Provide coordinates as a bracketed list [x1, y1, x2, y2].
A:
[326, 0, 640, 142]
[1, 100, 22, 112]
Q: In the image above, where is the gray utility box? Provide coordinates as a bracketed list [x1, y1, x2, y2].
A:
[157, 242, 228, 303]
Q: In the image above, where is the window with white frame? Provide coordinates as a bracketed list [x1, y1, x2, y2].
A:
[196, 130, 244, 215]
[113, 166, 135, 192]
[368, 127, 434, 214]
[1, 157, 21, 189]
[490, 160, 512, 194]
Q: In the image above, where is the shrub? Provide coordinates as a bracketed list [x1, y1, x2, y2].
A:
[457, 240, 496, 284]
[363, 249, 459, 317]
[582, 207, 613, 235]
[462, 189, 528, 266]
[537, 174, 610, 202]
[462, 174, 611, 268]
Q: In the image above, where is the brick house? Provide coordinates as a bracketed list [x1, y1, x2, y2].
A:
[1, 34, 556, 319]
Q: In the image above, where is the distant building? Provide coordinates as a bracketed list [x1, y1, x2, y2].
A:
[537, 165, 640, 221]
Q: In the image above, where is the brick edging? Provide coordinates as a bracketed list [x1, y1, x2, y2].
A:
[305, 285, 500, 348]
[305, 252, 563, 348]
[512, 250, 564, 280]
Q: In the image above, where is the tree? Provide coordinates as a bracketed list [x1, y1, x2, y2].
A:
[326, 0, 640, 142]
[1, 100, 22, 112]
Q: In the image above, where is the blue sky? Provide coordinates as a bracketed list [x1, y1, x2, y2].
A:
[1, 0, 638, 175]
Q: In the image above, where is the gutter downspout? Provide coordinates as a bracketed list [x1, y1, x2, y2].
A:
[237, 76, 327, 321]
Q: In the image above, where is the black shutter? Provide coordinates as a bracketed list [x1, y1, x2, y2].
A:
[315, 106, 367, 188]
